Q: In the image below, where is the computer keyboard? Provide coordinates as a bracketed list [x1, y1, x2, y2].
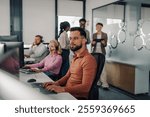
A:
[31, 83, 43, 88]
[31, 83, 57, 94]
[20, 68, 36, 74]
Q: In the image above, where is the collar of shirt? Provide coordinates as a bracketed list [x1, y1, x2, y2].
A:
[50, 52, 58, 56]
[73, 49, 88, 59]
[36, 43, 43, 47]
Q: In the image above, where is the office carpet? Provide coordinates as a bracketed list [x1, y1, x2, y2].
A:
[99, 85, 150, 100]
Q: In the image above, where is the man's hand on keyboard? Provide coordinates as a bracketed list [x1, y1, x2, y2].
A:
[43, 81, 59, 88]
[45, 85, 65, 93]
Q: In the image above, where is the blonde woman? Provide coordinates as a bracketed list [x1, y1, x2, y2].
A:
[24, 40, 62, 81]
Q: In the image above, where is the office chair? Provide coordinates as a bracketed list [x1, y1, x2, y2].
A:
[88, 53, 105, 100]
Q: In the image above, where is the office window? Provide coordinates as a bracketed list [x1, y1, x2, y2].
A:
[58, 0, 83, 36]
[58, 16, 81, 35]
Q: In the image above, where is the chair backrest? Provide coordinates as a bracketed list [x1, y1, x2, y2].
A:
[88, 53, 105, 100]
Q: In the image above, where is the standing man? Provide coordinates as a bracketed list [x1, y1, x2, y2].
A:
[79, 18, 90, 44]
[43, 27, 97, 99]
[24, 35, 48, 63]
[91, 23, 109, 89]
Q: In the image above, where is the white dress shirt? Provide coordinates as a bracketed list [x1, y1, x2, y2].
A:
[58, 31, 70, 50]
[28, 43, 47, 58]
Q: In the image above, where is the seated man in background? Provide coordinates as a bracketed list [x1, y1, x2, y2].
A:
[24, 35, 49, 63]
[24, 40, 62, 81]
[43, 27, 97, 99]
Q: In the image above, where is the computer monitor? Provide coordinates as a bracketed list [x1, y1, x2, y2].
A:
[0, 42, 24, 78]
[0, 44, 52, 100]
[0, 35, 18, 42]
[0, 68, 52, 100]
[0, 43, 6, 55]
[0, 46, 20, 77]
[2, 42, 24, 67]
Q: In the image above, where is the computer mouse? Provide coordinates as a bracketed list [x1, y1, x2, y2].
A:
[27, 78, 36, 83]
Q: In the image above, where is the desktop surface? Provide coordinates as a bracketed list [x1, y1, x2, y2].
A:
[19, 71, 76, 100]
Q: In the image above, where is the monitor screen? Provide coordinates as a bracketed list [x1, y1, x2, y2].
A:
[3, 42, 24, 68]
[0, 42, 24, 77]
[0, 43, 52, 100]
[0, 48, 20, 78]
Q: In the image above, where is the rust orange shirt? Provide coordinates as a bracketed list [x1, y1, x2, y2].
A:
[57, 49, 97, 99]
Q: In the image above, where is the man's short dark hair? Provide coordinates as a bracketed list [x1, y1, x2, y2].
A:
[35, 35, 43, 42]
[79, 18, 86, 23]
[96, 23, 103, 27]
[70, 27, 86, 39]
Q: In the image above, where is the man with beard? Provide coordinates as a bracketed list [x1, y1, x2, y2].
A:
[24, 35, 48, 63]
[43, 27, 97, 99]
[79, 18, 90, 44]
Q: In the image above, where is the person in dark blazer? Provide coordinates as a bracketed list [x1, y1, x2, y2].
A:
[92, 23, 107, 54]
[91, 23, 109, 89]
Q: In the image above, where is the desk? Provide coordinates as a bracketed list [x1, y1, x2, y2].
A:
[20, 72, 52, 83]
[106, 60, 149, 94]
[20, 72, 76, 100]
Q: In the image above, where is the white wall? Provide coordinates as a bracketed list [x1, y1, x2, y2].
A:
[0, 0, 10, 35]
[23, 0, 55, 44]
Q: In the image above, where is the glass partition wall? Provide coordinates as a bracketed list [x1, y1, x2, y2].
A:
[92, 0, 150, 55]
[92, 1, 126, 56]
[92, 0, 150, 99]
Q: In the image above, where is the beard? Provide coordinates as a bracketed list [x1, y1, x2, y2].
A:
[70, 44, 82, 52]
